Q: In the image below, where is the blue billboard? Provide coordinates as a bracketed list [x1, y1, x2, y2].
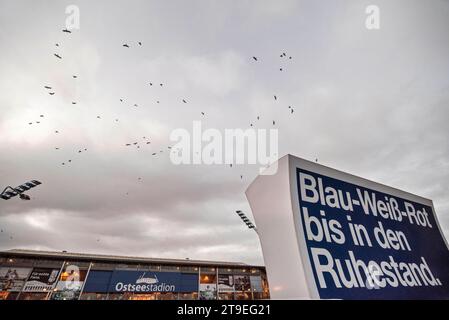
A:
[83, 270, 198, 293]
[108, 271, 198, 293]
[83, 270, 113, 293]
[296, 168, 449, 299]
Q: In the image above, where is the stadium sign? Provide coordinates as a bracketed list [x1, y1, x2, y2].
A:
[246, 155, 449, 299]
[108, 271, 198, 293]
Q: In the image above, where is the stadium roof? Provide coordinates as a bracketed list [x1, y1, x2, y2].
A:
[1, 249, 263, 268]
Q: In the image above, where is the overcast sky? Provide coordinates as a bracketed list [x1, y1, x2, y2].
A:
[0, 0, 448, 265]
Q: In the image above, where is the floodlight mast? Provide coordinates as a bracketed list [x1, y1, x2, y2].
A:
[236, 210, 258, 235]
[0, 180, 42, 201]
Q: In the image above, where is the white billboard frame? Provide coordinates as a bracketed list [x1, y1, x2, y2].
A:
[245, 154, 449, 299]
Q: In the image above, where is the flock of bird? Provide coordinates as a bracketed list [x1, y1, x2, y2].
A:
[23, 27, 301, 174]
[2, 26, 304, 244]
[26, 28, 297, 175]
[252, 52, 296, 117]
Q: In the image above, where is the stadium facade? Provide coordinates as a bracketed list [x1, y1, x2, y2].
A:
[0, 249, 270, 300]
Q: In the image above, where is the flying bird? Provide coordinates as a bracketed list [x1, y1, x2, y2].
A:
[123, 44, 130, 48]
[272, 120, 276, 125]
[201, 112, 205, 116]
[62, 28, 72, 33]
[274, 95, 277, 100]
[138, 42, 142, 46]
[72, 102, 77, 105]
[44, 86, 52, 89]
[54, 53, 62, 59]
[252, 56, 258, 61]
[49, 92, 55, 95]
[182, 99, 187, 103]
[73, 75, 77, 78]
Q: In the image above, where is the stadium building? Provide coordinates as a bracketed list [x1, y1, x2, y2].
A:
[0, 249, 270, 300]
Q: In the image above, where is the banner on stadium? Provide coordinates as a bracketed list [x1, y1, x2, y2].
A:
[218, 274, 235, 292]
[108, 271, 198, 293]
[22, 268, 60, 292]
[82, 270, 112, 293]
[53, 264, 89, 300]
[0, 267, 32, 292]
[234, 275, 251, 291]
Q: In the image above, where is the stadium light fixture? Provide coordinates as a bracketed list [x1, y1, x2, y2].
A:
[19, 193, 31, 201]
[236, 210, 258, 234]
[0, 180, 42, 201]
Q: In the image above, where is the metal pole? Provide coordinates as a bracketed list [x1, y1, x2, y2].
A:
[49, 261, 67, 300]
[78, 262, 92, 300]
[197, 267, 201, 300]
[16, 263, 34, 301]
[216, 266, 219, 300]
